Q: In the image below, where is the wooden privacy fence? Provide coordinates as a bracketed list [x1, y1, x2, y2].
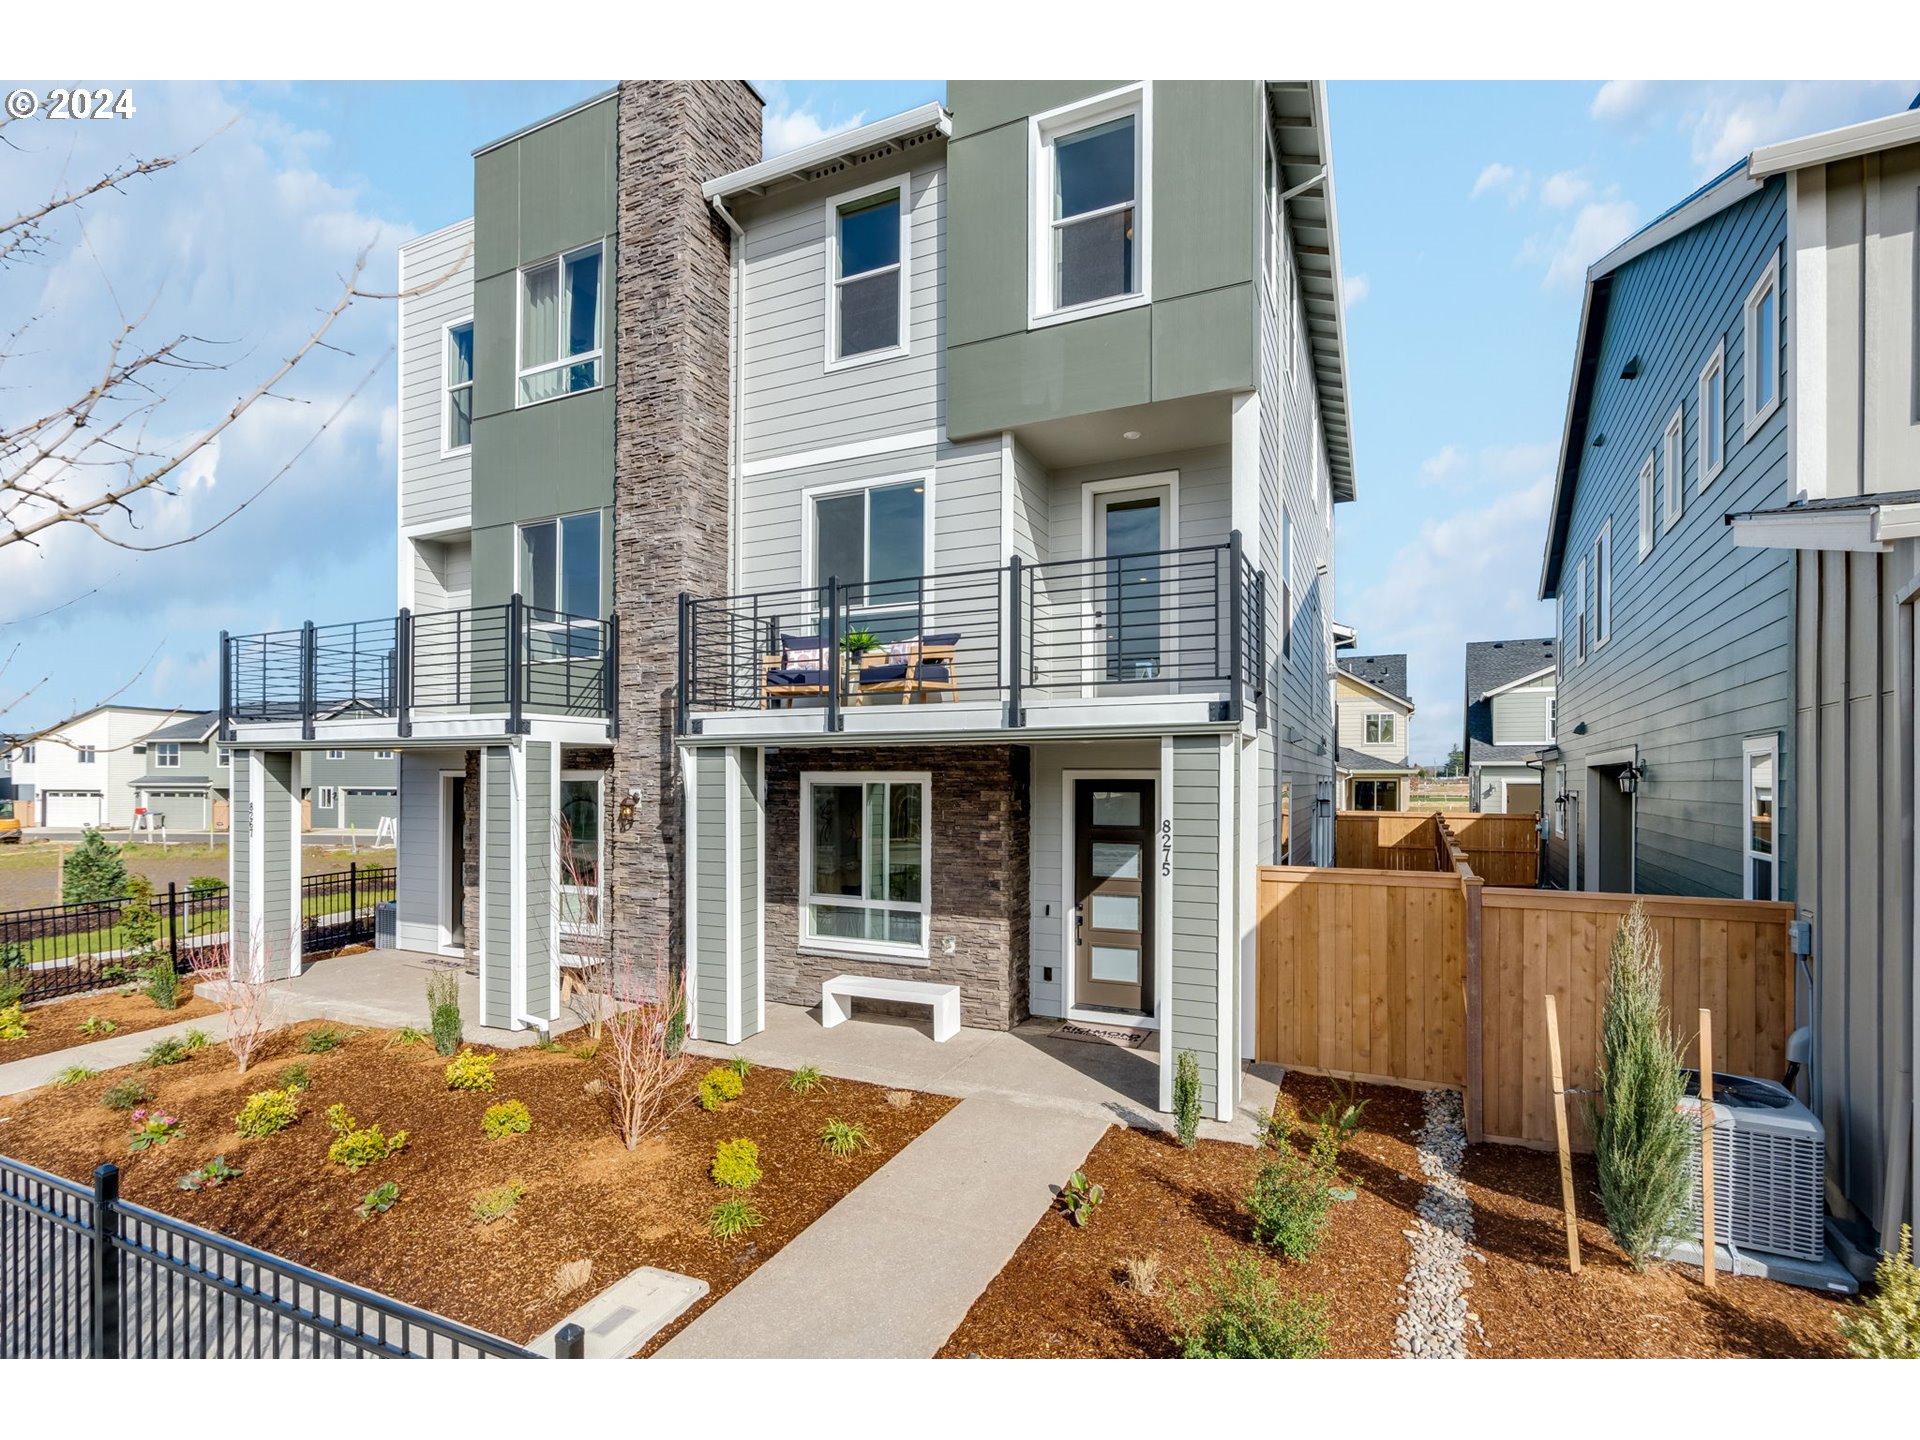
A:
[1254, 866, 1795, 1150]
[1334, 810, 1539, 888]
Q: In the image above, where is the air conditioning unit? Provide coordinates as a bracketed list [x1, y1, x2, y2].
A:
[1680, 1071, 1824, 1262]
[373, 901, 398, 951]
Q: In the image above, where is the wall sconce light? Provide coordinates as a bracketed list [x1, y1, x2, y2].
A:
[617, 788, 640, 830]
[1591, 431, 1606, 448]
[1553, 791, 1569, 814]
[1617, 764, 1642, 797]
[1620, 356, 1642, 380]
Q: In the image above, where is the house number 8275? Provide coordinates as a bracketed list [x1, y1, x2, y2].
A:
[1160, 819, 1173, 877]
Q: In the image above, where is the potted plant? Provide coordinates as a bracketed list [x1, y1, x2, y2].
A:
[839, 626, 880, 659]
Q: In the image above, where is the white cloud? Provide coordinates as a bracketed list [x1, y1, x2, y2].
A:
[1589, 80, 1654, 122]
[759, 82, 866, 157]
[1342, 474, 1558, 764]
[1541, 199, 1640, 291]
[1589, 79, 1918, 177]
[1342, 272, 1370, 310]
[1541, 170, 1593, 209]
[1471, 161, 1526, 201]
[1419, 445, 1466, 487]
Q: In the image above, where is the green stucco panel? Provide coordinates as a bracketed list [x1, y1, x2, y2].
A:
[949, 307, 1153, 437]
[945, 121, 1028, 347]
[1152, 284, 1259, 402]
[1150, 82, 1258, 302]
[950, 81, 1129, 140]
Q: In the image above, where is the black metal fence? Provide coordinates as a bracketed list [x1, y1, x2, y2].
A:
[1, 1157, 582, 1359]
[0, 866, 396, 1004]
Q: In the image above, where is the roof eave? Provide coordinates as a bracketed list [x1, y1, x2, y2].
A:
[702, 103, 952, 203]
[1750, 107, 1920, 177]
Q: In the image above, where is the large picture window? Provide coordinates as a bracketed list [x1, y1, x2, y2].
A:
[444, 319, 474, 451]
[519, 511, 602, 660]
[800, 772, 930, 960]
[1031, 85, 1149, 324]
[1351, 778, 1400, 812]
[518, 243, 602, 405]
[826, 178, 908, 366]
[809, 478, 927, 637]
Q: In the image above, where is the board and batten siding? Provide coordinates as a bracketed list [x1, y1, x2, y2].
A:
[396, 749, 465, 953]
[735, 153, 945, 468]
[398, 218, 475, 533]
[1547, 178, 1795, 899]
[1167, 734, 1226, 1115]
[480, 746, 514, 1029]
[691, 748, 729, 1043]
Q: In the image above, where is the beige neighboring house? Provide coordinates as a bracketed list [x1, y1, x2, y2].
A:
[5, 704, 187, 829]
[1335, 653, 1414, 810]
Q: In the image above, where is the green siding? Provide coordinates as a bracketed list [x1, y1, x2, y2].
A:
[523, 743, 553, 1022]
[737, 750, 760, 1037]
[1168, 736, 1223, 1111]
[481, 747, 514, 1029]
[946, 80, 1261, 439]
[693, 749, 729, 1042]
[232, 751, 299, 981]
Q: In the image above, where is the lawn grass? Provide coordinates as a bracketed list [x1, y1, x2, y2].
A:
[9, 887, 393, 966]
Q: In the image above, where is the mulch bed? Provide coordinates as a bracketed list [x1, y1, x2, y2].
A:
[939, 1073, 1854, 1359]
[0, 1025, 954, 1354]
[1, 986, 218, 1063]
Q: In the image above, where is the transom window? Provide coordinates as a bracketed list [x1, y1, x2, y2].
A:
[1032, 86, 1148, 323]
[153, 743, 180, 769]
[1744, 254, 1781, 435]
[1698, 341, 1726, 487]
[444, 319, 474, 451]
[517, 243, 603, 405]
[800, 773, 930, 961]
[826, 180, 907, 365]
[810, 479, 927, 638]
[1743, 736, 1777, 901]
[1363, 712, 1396, 747]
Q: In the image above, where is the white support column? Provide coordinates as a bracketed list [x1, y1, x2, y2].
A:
[229, 748, 302, 982]
[723, 747, 744, 1045]
[1214, 732, 1237, 1122]
[1238, 730, 1260, 1080]
[1157, 735, 1176, 1115]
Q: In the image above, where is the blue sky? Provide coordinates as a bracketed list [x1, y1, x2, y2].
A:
[2, 78, 1913, 754]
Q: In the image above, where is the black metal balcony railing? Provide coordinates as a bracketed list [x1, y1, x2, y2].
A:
[222, 595, 617, 739]
[678, 534, 1264, 733]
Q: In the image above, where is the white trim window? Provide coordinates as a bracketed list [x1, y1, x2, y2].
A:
[1573, 556, 1588, 664]
[317, 785, 338, 811]
[443, 318, 474, 453]
[1744, 253, 1781, 437]
[806, 475, 930, 638]
[824, 175, 910, 368]
[519, 510, 604, 660]
[1029, 84, 1150, 326]
[77, 746, 96, 765]
[153, 743, 180, 769]
[1593, 520, 1612, 648]
[1363, 711, 1396, 747]
[325, 749, 345, 761]
[559, 771, 604, 936]
[1742, 735, 1778, 901]
[1698, 340, 1726, 487]
[1638, 453, 1656, 559]
[799, 771, 930, 961]
[516, 242, 603, 406]
[1661, 405, 1684, 533]
[217, 749, 230, 768]
[373, 750, 395, 761]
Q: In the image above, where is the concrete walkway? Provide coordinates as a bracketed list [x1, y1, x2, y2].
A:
[0, 1012, 235, 1096]
[658, 1096, 1109, 1358]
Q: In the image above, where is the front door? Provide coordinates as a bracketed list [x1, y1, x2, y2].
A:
[1073, 779, 1155, 1015]
[1094, 488, 1170, 684]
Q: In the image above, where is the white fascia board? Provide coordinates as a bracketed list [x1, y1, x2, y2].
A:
[1729, 508, 1886, 553]
[1479, 665, 1557, 700]
[704, 103, 951, 201]
[1750, 108, 1920, 177]
[1585, 170, 1764, 284]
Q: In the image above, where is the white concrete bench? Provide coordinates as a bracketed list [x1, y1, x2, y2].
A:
[820, 974, 961, 1043]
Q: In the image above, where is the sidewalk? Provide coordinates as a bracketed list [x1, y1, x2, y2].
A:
[0, 1012, 234, 1097]
[657, 1096, 1108, 1358]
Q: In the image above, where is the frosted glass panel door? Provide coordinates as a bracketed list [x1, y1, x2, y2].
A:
[1073, 779, 1154, 1015]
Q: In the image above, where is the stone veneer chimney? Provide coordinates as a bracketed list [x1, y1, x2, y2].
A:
[607, 80, 763, 970]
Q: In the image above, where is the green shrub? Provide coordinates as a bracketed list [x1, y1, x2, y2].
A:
[127, 1106, 184, 1151]
[187, 876, 224, 900]
[1584, 903, 1693, 1272]
[786, 1064, 826, 1095]
[481, 1100, 532, 1139]
[1059, 1170, 1105, 1227]
[725, 1056, 754, 1080]
[355, 1181, 400, 1220]
[234, 1087, 301, 1138]
[444, 1047, 497, 1092]
[177, 1156, 242, 1191]
[820, 1118, 871, 1159]
[300, 1025, 351, 1054]
[141, 1035, 193, 1067]
[1174, 1050, 1203, 1149]
[1249, 1145, 1333, 1261]
[1169, 1244, 1329, 1359]
[1310, 1077, 1369, 1156]
[0, 971, 23, 1012]
[426, 970, 462, 1057]
[50, 1064, 98, 1086]
[61, 828, 128, 904]
[710, 1138, 762, 1188]
[1840, 1225, 1920, 1359]
[78, 1015, 117, 1037]
[0, 1004, 27, 1042]
[101, 1079, 151, 1110]
[665, 998, 686, 1058]
[182, 1028, 210, 1051]
[142, 961, 183, 1011]
[471, 1182, 525, 1225]
[388, 1026, 431, 1050]
[275, 1062, 312, 1092]
[325, 1103, 408, 1172]
[697, 1065, 744, 1112]
[708, 1199, 764, 1241]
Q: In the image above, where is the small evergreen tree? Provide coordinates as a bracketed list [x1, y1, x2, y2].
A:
[1174, 1050, 1203, 1149]
[1839, 1225, 1920, 1359]
[62, 828, 129, 904]
[1584, 902, 1694, 1271]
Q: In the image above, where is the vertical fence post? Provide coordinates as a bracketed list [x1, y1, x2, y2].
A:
[1227, 530, 1246, 721]
[90, 1163, 121, 1358]
[217, 630, 231, 741]
[605, 614, 621, 741]
[1006, 556, 1024, 729]
[507, 593, 525, 735]
[555, 1322, 586, 1358]
[824, 576, 842, 735]
[675, 593, 691, 735]
[166, 882, 180, 968]
[349, 863, 358, 940]
[299, 621, 317, 741]
[396, 608, 413, 738]
[1462, 869, 1485, 1145]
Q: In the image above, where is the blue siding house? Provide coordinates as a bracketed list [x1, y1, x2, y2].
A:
[1538, 167, 1794, 899]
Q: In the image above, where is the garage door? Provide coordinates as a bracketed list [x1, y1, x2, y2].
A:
[45, 791, 103, 828]
[343, 788, 398, 831]
[1503, 783, 1541, 816]
[138, 792, 208, 830]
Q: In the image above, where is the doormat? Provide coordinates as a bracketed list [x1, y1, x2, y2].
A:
[1048, 1021, 1152, 1049]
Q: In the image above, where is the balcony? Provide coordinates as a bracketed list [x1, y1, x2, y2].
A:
[678, 535, 1263, 741]
[222, 597, 617, 743]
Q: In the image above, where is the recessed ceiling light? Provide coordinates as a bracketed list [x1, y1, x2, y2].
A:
[1122, 430, 1142, 441]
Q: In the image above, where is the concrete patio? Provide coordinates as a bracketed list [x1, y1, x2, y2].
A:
[687, 1001, 1280, 1146]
